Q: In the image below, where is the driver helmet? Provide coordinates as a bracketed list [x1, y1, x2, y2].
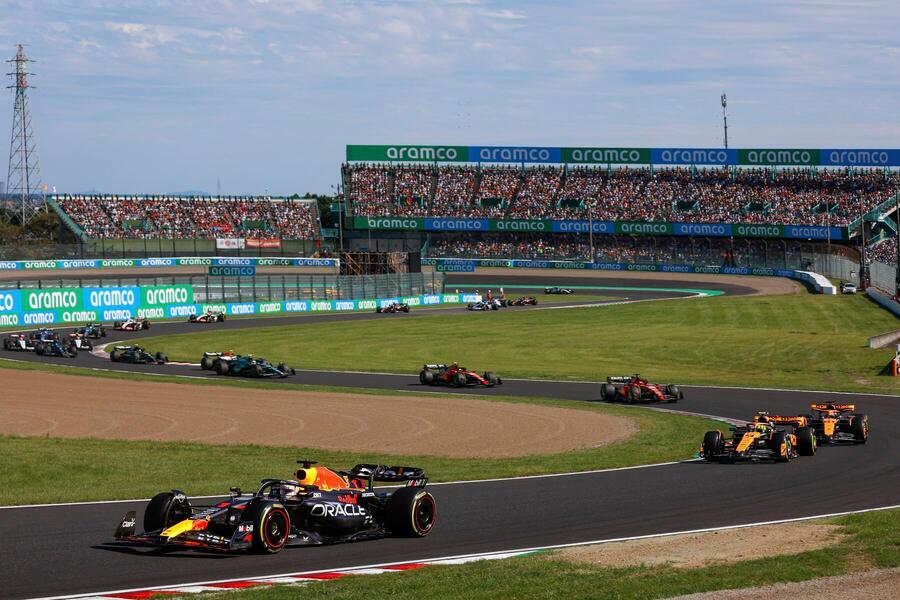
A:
[755, 422, 770, 433]
[273, 481, 302, 499]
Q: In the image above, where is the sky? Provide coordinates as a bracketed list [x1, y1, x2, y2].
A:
[0, 0, 898, 195]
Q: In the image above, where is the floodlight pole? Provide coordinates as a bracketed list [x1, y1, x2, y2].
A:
[895, 194, 900, 297]
[588, 200, 594, 263]
[721, 93, 729, 149]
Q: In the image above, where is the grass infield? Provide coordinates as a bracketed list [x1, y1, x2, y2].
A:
[134, 292, 900, 395]
[172, 508, 900, 600]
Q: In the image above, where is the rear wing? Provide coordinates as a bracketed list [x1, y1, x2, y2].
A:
[348, 464, 428, 487]
[810, 403, 855, 412]
[112, 345, 134, 350]
[607, 376, 632, 383]
[762, 415, 808, 427]
[423, 364, 447, 370]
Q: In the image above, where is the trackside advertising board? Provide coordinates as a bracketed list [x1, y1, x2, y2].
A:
[0, 257, 339, 271]
[347, 145, 900, 167]
[0, 288, 471, 328]
[352, 216, 845, 240]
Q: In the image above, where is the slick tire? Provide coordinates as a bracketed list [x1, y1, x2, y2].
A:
[702, 430, 723, 461]
[420, 370, 435, 385]
[386, 487, 436, 538]
[215, 360, 231, 375]
[35, 342, 44, 356]
[851, 414, 869, 444]
[143, 321, 150, 330]
[599, 383, 614, 402]
[772, 431, 791, 462]
[243, 502, 290, 554]
[188, 315, 197, 323]
[454, 372, 468, 387]
[483, 371, 498, 386]
[628, 385, 641, 404]
[666, 384, 681, 403]
[200, 355, 214, 370]
[796, 426, 817, 456]
[156, 352, 168, 364]
[110, 349, 120, 362]
[113, 321, 121, 330]
[144, 492, 192, 533]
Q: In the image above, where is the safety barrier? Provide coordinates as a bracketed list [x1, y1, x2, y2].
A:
[0, 257, 339, 271]
[867, 288, 900, 319]
[0, 283, 477, 329]
[792, 271, 836, 295]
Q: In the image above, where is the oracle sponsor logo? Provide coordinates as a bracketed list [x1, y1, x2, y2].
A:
[309, 502, 367, 518]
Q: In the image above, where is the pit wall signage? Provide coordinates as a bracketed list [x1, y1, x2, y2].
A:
[0, 257, 339, 271]
[347, 145, 900, 167]
[352, 217, 844, 240]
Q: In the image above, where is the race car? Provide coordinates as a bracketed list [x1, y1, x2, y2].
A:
[188, 310, 226, 323]
[213, 354, 295, 378]
[761, 403, 869, 445]
[419, 363, 501, 387]
[467, 299, 503, 311]
[502, 296, 538, 306]
[66, 332, 94, 351]
[3, 333, 35, 352]
[109, 345, 168, 364]
[113, 317, 151, 331]
[34, 338, 78, 358]
[199, 351, 236, 371]
[74, 323, 107, 339]
[544, 286, 573, 295]
[600, 374, 683, 403]
[29, 328, 58, 343]
[700, 413, 816, 462]
[375, 302, 410, 314]
[113, 460, 436, 554]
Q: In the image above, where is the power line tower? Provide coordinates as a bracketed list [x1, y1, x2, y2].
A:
[6, 44, 43, 224]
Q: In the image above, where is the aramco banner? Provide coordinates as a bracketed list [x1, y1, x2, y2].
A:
[347, 145, 900, 167]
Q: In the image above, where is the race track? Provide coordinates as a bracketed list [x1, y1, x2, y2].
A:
[3, 275, 898, 599]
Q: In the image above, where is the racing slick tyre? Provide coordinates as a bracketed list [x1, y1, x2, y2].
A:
[628, 385, 642, 404]
[252, 363, 265, 378]
[155, 352, 168, 363]
[35, 342, 44, 356]
[110, 349, 121, 362]
[100, 329, 107, 338]
[453, 372, 468, 387]
[215, 360, 231, 375]
[143, 321, 151, 330]
[243, 502, 290, 554]
[796, 426, 817, 456]
[188, 315, 198, 323]
[113, 321, 121, 329]
[84, 340, 93, 350]
[386, 487, 436, 538]
[483, 371, 499, 386]
[702, 430, 724, 461]
[600, 383, 616, 402]
[200, 355, 215, 370]
[851, 414, 869, 444]
[276, 363, 293, 378]
[666, 384, 682, 402]
[419, 370, 435, 385]
[771, 431, 792, 462]
[143, 492, 192, 533]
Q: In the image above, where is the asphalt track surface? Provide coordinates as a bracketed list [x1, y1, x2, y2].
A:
[3, 276, 899, 599]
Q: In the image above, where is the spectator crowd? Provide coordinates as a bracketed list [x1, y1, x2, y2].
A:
[55, 195, 321, 239]
[344, 164, 900, 227]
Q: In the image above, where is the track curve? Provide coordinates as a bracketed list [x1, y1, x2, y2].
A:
[2, 276, 898, 600]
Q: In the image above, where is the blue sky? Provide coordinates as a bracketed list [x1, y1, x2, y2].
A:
[1, 0, 898, 195]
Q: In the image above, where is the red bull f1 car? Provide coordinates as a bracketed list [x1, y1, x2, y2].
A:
[189, 310, 226, 323]
[600, 374, 683, 403]
[760, 403, 869, 445]
[375, 302, 410, 314]
[114, 317, 151, 331]
[701, 412, 817, 463]
[419, 363, 502, 387]
[113, 460, 436, 554]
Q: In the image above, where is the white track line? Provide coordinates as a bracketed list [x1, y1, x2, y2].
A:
[29, 503, 900, 600]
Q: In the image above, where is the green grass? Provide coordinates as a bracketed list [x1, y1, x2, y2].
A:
[0, 397, 718, 505]
[181, 508, 900, 600]
[134, 292, 900, 395]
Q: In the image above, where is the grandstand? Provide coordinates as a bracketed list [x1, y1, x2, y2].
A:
[51, 194, 322, 241]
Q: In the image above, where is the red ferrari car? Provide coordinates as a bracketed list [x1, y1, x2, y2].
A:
[419, 363, 501, 387]
[600, 374, 682, 403]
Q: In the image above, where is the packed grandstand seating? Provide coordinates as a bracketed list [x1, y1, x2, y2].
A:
[868, 239, 897, 264]
[428, 233, 837, 266]
[54, 195, 321, 239]
[344, 164, 900, 226]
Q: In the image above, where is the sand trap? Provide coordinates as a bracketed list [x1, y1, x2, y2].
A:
[555, 522, 844, 569]
[0, 368, 635, 457]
